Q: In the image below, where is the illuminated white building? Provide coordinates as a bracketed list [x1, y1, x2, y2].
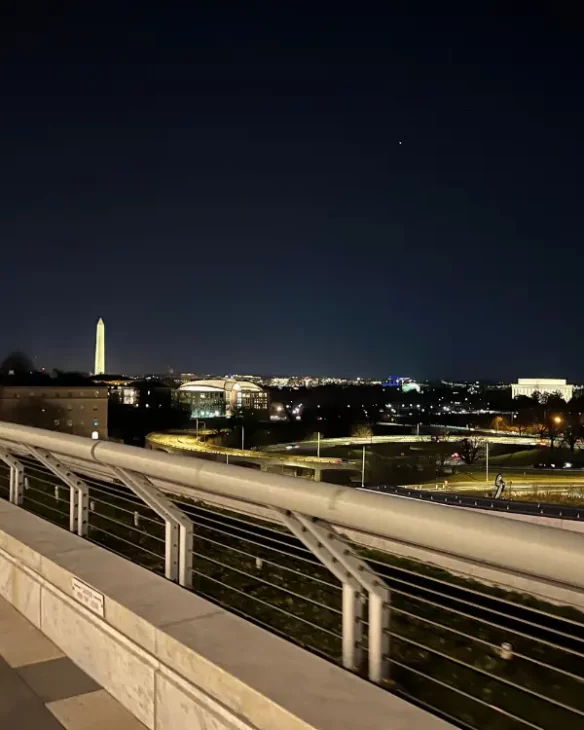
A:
[512, 378, 573, 401]
[178, 379, 269, 418]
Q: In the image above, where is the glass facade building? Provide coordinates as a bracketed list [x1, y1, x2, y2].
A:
[178, 380, 269, 419]
[178, 386, 226, 418]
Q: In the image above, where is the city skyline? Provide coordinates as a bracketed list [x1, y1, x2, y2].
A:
[3, 316, 583, 383]
[1, 9, 583, 378]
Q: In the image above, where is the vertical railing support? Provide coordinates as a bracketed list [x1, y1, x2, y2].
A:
[113, 468, 193, 587]
[27, 447, 89, 536]
[368, 587, 391, 684]
[281, 511, 390, 683]
[342, 582, 364, 671]
[0, 445, 24, 506]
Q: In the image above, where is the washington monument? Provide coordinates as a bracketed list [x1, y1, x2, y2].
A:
[94, 317, 105, 375]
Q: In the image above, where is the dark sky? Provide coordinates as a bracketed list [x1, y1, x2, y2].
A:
[1, 6, 582, 379]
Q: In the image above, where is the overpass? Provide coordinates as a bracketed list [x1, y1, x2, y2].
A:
[266, 432, 546, 450]
[0, 422, 583, 730]
[146, 430, 360, 481]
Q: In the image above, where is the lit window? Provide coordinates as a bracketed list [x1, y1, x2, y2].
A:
[91, 431, 99, 440]
[67, 419, 73, 427]
[54, 419, 60, 426]
[93, 420, 99, 427]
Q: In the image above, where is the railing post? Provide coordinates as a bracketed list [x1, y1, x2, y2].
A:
[282, 511, 389, 676]
[28, 447, 89, 536]
[0, 446, 24, 506]
[282, 511, 391, 682]
[178, 520, 194, 587]
[368, 587, 391, 684]
[113, 468, 193, 587]
[342, 583, 364, 671]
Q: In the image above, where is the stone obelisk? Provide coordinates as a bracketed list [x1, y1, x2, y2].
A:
[94, 317, 105, 375]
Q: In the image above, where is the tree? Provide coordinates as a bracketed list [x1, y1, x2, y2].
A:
[1, 351, 34, 375]
[539, 394, 566, 450]
[561, 400, 583, 452]
[422, 436, 452, 478]
[458, 436, 485, 465]
[352, 423, 373, 439]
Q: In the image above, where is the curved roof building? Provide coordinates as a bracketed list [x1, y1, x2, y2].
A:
[179, 379, 263, 393]
[178, 379, 268, 418]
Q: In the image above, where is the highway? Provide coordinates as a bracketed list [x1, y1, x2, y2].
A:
[265, 433, 546, 451]
[145, 431, 360, 472]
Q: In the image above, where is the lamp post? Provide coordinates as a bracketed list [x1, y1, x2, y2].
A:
[361, 446, 366, 488]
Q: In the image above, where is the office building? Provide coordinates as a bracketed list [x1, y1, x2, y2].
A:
[0, 374, 108, 438]
[118, 379, 172, 408]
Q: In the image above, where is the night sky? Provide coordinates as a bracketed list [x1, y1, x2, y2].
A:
[1, 7, 582, 379]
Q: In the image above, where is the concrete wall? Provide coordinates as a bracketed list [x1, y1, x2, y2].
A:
[0, 499, 451, 730]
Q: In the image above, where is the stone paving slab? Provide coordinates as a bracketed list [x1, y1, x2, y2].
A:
[0, 596, 146, 730]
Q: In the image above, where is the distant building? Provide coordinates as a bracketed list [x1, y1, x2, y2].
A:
[178, 379, 269, 419]
[0, 374, 108, 439]
[180, 373, 202, 385]
[90, 374, 133, 402]
[118, 379, 172, 409]
[383, 376, 406, 388]
[512, 378, 574, 402]
[269, 377, 290, 388]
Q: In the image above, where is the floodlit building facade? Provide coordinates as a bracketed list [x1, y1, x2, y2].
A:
[178, 379, 269, 419]
[0, 377, 108, 438]
[511, 378, 574, 401]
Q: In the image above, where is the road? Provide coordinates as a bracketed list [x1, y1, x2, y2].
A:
[265, 433, 545, 452]
[146, 432, 360, 472]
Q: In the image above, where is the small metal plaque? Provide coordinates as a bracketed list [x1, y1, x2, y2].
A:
[71, 578, 104, 617]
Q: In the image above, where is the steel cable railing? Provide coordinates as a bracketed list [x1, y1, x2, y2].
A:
[0, 425, 583, 730]
[14, 455, 167, 573]
[347, 546, 584, 730]
[169, 496, 344, 660]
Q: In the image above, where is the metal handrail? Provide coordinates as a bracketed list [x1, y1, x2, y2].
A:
[0, 422, 583, 593]
[1, 422, 584, 730]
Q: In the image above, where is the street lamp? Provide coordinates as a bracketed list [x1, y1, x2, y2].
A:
[553, 415, 563, 425]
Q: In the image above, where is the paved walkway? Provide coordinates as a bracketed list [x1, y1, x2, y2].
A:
[0, 596, 145, 730]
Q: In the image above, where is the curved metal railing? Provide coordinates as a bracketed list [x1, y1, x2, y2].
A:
[0, 422, 583, 730]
